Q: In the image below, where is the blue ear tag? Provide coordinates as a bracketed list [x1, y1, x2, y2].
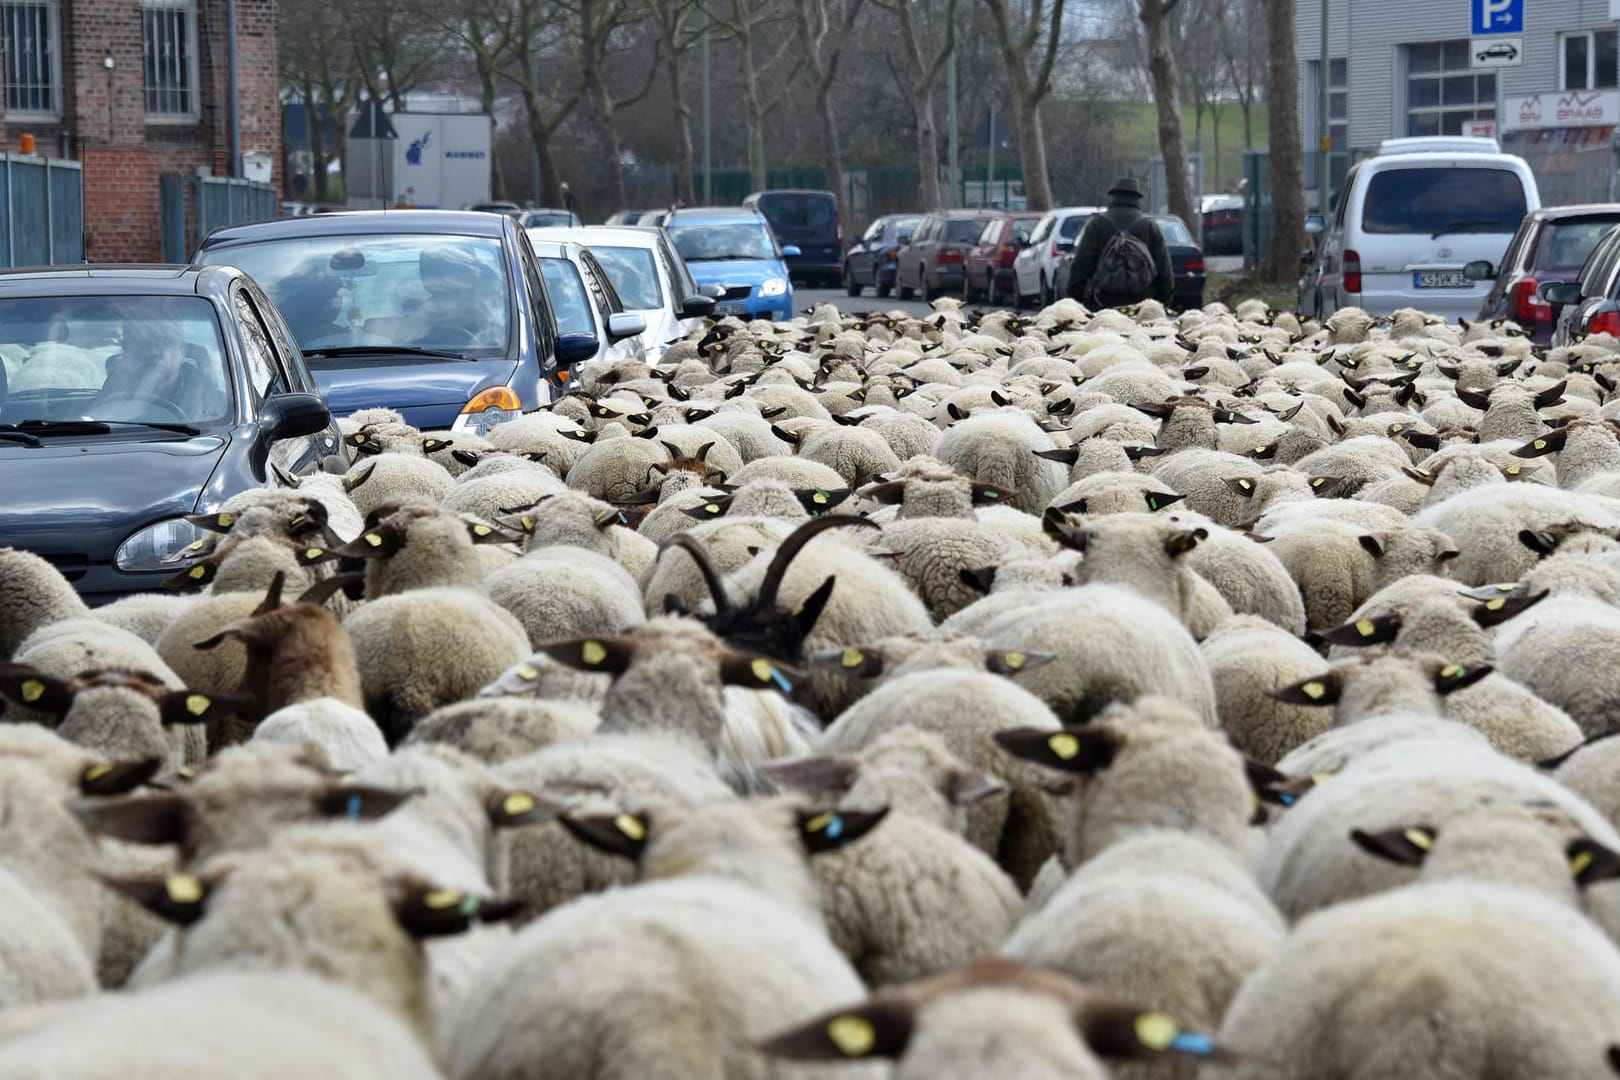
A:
[346, 794, 363, 821]
[1278, 792, 1295, 806]
[825, 815, 845, 840]
[1169, 1032, 1215, 1056]
[770, 667, 794, 694]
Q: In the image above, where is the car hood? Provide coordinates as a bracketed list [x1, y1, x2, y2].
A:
[683, 259, 788, 287]
[0, 435, 227, 555]
[314, 358, 518, 418]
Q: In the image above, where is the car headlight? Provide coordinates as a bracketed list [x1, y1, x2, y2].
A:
[115, 516, 212, 573]
[759, 278, 788, 297]
[452, 386, 524, 435]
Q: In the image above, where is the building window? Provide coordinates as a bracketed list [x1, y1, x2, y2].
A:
[1563, 30, 1619, 91]
[1406, 40, 1495, 137]
[142, 0, 198, 118]
[3, 0, 59, 117]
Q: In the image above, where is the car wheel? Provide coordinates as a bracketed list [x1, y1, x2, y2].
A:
[964, 273, 981, 303]
[986, 276, 999, 306]
[876, 279, 891, 298]
[918, 268, 933, 303]
[1040, 273, 1053, 308]
[844, 264, 861, 297]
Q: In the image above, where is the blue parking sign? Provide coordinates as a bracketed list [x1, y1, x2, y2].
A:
[1473, 0, 1522, 35]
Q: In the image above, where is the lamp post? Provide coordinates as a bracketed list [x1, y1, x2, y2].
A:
[103, 47, 115, 144]
[946, 48, 957, 209]
[702, 16, 711, 205]
[1318, 0, 1330, 215]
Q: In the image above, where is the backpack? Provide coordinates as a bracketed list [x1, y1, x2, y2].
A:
[1087, 213, 1157, 305]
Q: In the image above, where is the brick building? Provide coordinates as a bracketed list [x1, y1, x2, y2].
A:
[0, 0, 280, 261]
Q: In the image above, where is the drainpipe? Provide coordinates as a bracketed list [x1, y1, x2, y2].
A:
[228, 0, 241, 177]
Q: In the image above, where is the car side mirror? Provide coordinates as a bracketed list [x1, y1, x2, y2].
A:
[700, 283, 726, 299]
[556, 331, 599, 367]
[680, 294, 716, 319]
[1540, 282, 1582, 305]
[1305, 215, 1325, 237]
[897, 234, 913, 246]
[254, 392, 331, 475]
[1056, 240, 1075, 254]
[1463, 260, 1495, 281]
[1300, 249, 1317, 267]
[780, 244, 802, 258]
[606, 312, 647, 340]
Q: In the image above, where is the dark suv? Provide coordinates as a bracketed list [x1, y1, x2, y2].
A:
[744, 189, 842, 287]
[1466, 205, 1620, 345]
[895, 210, 1000, 301]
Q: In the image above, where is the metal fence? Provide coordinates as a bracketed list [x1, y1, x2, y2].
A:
[0, 152, 83, 267]
[160, 175, 279, 262]
[1504, 127, 1620, 207]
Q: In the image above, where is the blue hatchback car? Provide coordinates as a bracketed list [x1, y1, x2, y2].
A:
[664, 207, 799, 321]
[194, 210, 597, 434]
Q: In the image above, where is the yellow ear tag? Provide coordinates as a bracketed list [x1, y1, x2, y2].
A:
[20, 679, 45, 703]
[750, 658, 775, 683]
[840, 648, 864, 669]
[186, 540, 207, 552]
[1391, 424, 1403, 432]
[581, 641, 608, 665]
[1133, 1011, 1179, 1051]
[614, 813, 647, 841]
[165, 874, 204, 904]
[515, 664, 540, 680]
[423, 889, 464, 910]
[1440, 664, 1466, 679]
[1486, 598, 1507, 611]
[217, 513, 234, 527]
[1004, 651, 1027, 670]
[705, 504, 721, 513]
[521, 516, 535, 532]
[1248, 789, 1261, 819]
[347, 473, 360, 484]
[1535, 439, 1548, 450]
[1047, 732, 1081, 760]
[1311, 771, 1335, 785]
[1312, 478, 1326, 487]
[1403, 828, 1434, 851]
[813, 490, 829, 504]
[83, 763, 114, 782]
[1302, 681, 1328, 700]
[1571, 850, 1595, 877]
[472, 524, 493, 536]
[188, 565, 208, 579]
[305, 547, 324, 560]
[503, 792, 537, 817]
[1355, 619, 1377, 637]
[805, 811, 836, 833]
[365, 533, 385, 547]
[1507, 465, 1522, 475]
[353, 434, 367, 443]
[826, 1015, 876, 1057]
[177, 766, 197, 779]
[1254, 446, 1267, 454]
[185, 694, 211, 717]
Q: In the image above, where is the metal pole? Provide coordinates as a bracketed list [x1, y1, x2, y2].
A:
[227, 0, 240, 177]
[1317, 0, 1330, 215]
[531, 50, 540, 201]
[702, 21, 712, 204]
[946, 50, 958, 209]
[986, 104, 996, 208]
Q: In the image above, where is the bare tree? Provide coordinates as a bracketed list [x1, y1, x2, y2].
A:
[981, 0, 1066, 211]
[792, 0, 864, 231]
[347, 0, 447, 111]
[569, 0, 662, 209]
[280, 0, 363, 202]
[649, 0, 701, 203]
[1215, 0, 1264, 148]
[1138, 0, 1195, 225]
[1264, 0, 1304, 279]
[698, 0, 800, 190]
[872, 0, 955, 209]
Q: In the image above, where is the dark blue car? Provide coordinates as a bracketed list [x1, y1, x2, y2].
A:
[194, 210, 597, 434]
[0, 265, 339, 604]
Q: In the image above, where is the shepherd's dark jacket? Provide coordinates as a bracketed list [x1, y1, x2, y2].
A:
[1064, 199, 1176, 307]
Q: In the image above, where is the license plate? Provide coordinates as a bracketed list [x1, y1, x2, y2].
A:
[714, 303, 748, 317]
[1414, 271, 1469, 288]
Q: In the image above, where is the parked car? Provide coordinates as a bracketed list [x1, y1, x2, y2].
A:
[464, 200, 523, 219]
[521, 207, 583, 229]
[664, 207, 798, 321]
[1307, 135, 1539, 321]
[842, 214, 921, 298]
[604, 210, 649, 226]
[0, 265, 340, 604]
[526, 236, 649, 376]
[636, 210, 671, 227]
[965, 211, 1042, 305]
[1200, 194, 1244, 256]
[1462, 205, 1620, 345]
[1056, 214, 1205, 309]
[194, 210, 596, 435]
[1540, 223, 1620, 346]
[1012, 206, 1104, 307]
[744, 189, 842, 287]
[894, 209, 999, 301]
[527, 224, 717, 359]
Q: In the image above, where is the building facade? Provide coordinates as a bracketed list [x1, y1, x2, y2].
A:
[0, 0, 280, 261]
[1299, 0, 1620, 204]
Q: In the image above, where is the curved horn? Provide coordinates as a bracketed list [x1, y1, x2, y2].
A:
[657, 533, 732, 613]
[758, 514, 879, 612]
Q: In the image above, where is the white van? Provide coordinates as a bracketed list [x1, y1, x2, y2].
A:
[1012, 205, 1104, 307]
[1308, 136, 1539, 322]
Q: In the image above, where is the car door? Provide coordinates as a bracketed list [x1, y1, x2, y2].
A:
[1318, 168, 1356, 315]
[1481, 216, 1536, 319]
[580, 249, 647, 363]
[235, 284, 328, 475]
[1556, 228, 1620, 343]
[849, 219, 881, 283]
[1016, 214, 1054, 297]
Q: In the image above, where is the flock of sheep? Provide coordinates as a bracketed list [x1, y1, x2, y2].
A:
[5, 292, 1620, 1078]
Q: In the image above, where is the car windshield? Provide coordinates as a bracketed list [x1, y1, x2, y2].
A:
[1362, 167, 1527, 235]
[1156, 217, 1194, 244]
[758, 194, 833, 228]
[195, 234, 512, 362]
[672, 223, 777, 262]
[525, 211, 577, 228]
[0, 295, 230, 428]
[946, 220, 988, 243]
[588, 245, 663, 309]
[1536, 217, 1620, 270]
[538, 257, 595, 336]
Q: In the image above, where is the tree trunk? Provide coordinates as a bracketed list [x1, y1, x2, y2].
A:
[915, 95, 941, 209]
[478, 74, 506, 201]
[1264, 0, 1305, 280]
[585, 66, 628, 210]
[668, 49, 696, 204]
[522, 88, 564, 205]
[815, 83, 845, 236]
[1142, 0, 1195, 225]
[1009, 94, 1053, 212]
[741, 68, 768, 191]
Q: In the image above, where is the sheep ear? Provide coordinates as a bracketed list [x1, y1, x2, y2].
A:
[993, 726, 1120, 773]
[858, 480, 908, 505]
[1357, 532, 1388, 558]
[79, 758, 162, 796]
[394, 886, 524, 938]
[343, 461, 378, 492]
[536, 637, 634, 675]
[1032, 446, 1080, 466]
[1267, 674, 1342, 707]
[946, 769, 1007, 806]
[758, 1000, 915, 1062]
[1534, 380, 1568, 409]
[985, 649, 1056, 675]
[810, 646, 885, 679]
[795, 487, 852, 515]
[69, 793, 188, 845]
[1519, 529, 1559, 556]
[94, 872, 214, 925]
[296, 572, 365, 609]
[160, 690, 256, 728]
[1309, 475, 1345, 497]
[1134, 400, 1174, 419]
[559, 812, 650, 859]
[161, 559, 219, 591]
[317, 784, 414, 822]
[1568, 838, 1620, 887]
[792, 576, 839, 640]
[681, 495, 733, 520]
[1473, 588, 1548, 627]
[1042, 507, 1088, 551]
[466, 520, 519, 544]
[1433, 662, 1491, 695]
[1215, 409, 1259, 425]
[185, 510, 239, 533]
[770, 424, 802, 446]
[1501, 462, 1536, 480]
[422, 436, 451, 454]
[719, 654, 801, 696]
[1224, 477, 1257, 497]
[485, 789, 562, 828]
[1080, 1001, 1236, 1064]
[798, 807, 890, 854]
[1512, 429, 1568, 458]
[1350, 825, 1435, 866]
[1320, 614, 1403, 647]
[960, 565, 998, 594]
[450, 448, 483, 466]
[269, 461, 302, 488]
[1455, 385, 1493, 411]
[761, 755, 859, 793]
[1144, 490, 1185, 513]
[1163, 527, 1206, 557]
[971, 483, 1016, 505]
[1401, 465, 1435, 485]
[1404, 430, 1442, 451]
[0, 664, 74, 716]
[337, 525, 405, 560]
[1244, 759, 1324, 809]
[1123, 443, 1168, 460]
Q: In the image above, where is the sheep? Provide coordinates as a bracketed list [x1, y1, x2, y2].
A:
[483, 545, 645, 647]
[564, 433, 673, 502]
[0, 546, 88, 660]
[760, 957, 1231, 1080]
[695, 408, 794, 462]
[932, 407, 1066, 514]
[1201, 615, 1331, 764]
[1411, 482, 1620, 586]
[0, 863, 96, 1008]
[341, 453, 455, 520]
[763, 726, 1024, 986]
[729, 453, 850, 492]
[1494, 593, 1620, 736]
[439, 462, 569, 524]
[1150, 448, 1263, 527]
[1253, 517, 1458, 631]
[405, 693, 601, 763]
[444, 797, 889, 1080]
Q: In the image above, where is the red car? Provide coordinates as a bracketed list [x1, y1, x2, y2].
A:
[964, 212, 1042, 305]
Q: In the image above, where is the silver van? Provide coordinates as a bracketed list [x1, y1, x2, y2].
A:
[1306, 136, 1540, 322]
